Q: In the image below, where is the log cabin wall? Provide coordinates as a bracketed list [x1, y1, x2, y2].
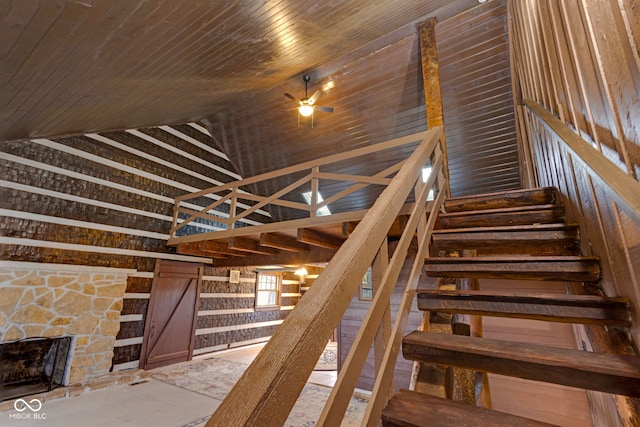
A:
[193, 266, 309, 355]
[0, 123, 270, 371]
[508, 0, 640, 343]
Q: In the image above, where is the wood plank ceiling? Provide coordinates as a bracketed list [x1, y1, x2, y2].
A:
[0, 0, 521, 205]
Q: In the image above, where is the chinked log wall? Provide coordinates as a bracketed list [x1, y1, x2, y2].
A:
[0, 123, 271, 370]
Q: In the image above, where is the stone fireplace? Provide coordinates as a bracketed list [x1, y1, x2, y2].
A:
[0, 262, 133, 389]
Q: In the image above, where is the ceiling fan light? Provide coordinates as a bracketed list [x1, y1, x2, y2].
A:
[298, 104, 314, 117]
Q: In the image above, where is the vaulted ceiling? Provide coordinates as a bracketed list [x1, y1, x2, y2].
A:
[0, 0, 521, 198]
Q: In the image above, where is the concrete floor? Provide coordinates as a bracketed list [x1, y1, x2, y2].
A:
[0, 344, 338, 427]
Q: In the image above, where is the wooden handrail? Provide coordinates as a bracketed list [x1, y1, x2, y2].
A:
[525, 99, 640, 227]
[205, 127, 443, 426]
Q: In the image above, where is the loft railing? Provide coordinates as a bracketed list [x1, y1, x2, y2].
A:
[168, 131, 440, 244]
[205, 127, 446, 426]
[524, 99, 640, 228]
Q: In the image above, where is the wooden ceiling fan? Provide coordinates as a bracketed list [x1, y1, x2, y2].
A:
[284, 75, 334, 126]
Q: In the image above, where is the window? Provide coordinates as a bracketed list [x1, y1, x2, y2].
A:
[421, 166, 435, 201]
[255, 273, 281, 308]
[360, 269, 372, 301]
[302, 191, 332, 216]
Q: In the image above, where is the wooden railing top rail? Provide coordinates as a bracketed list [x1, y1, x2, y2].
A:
[525, 99, 640, 228]
[205, 127, 443, 427]
[174, 131, 428, 202]
[169, 131, 433, 243]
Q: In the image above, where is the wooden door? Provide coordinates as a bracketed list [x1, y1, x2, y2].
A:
[140, 260, 202, 370]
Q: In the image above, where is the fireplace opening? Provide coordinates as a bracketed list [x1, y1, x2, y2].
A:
[0, 336, 72, 402]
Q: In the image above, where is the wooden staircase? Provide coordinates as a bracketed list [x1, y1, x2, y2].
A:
[382, 187, 638, 427]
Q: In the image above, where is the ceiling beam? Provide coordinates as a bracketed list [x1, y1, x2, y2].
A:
[342, 221, 359, 238]
[177, 242, 228, 259]
[211, 245, 337, 268]
[228, 237, 279, 255]
[260, 233, 310, 253]
[297, 228, 345, 250]
[200, 240, 248, 256]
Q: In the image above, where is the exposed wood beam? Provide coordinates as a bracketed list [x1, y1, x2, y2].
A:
[177, 242, 227, 259]
[260, 233, 310, 253]
[341, 221, 358, 238]
[199, 240, 248, 257]
[388, 214, 410, 239]
[297, 228, 345, 250]
[228, 237, 278, 255]
[418, 17, 450, 194]
[211, 246, 337, 268]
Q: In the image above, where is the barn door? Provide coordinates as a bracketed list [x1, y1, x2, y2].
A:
[140, 260, 202, 370]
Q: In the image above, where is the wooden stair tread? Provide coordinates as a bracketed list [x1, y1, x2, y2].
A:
[439, 203, 561, 219]
[381, 389, 558, 427]
[444, 187, 557, 213]
[425, 256, 600, 282]
[402, 331, 640, 397]
[432, 223, 578, 234]
[438, 204, 565, 228]
[430, 224, 579, 255]
[415, 290, 631, 326]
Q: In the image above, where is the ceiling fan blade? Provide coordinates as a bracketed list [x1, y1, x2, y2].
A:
[308, 90, 322, 105]
[284, 93, 301, 104]
[315, 106, 334, 113]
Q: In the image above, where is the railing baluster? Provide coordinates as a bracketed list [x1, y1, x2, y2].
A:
[311, 166, 319, 217]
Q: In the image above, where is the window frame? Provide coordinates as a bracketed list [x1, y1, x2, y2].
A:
[359, 269, 373, 301]
[255, 272, 282, 309]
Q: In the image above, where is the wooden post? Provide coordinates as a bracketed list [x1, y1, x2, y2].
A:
[418, 17, 450, 197]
